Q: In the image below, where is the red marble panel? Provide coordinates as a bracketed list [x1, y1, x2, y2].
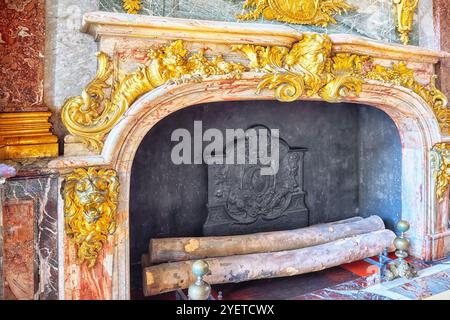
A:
[0, 0, 47, 112]
[2, 200, 35, 300]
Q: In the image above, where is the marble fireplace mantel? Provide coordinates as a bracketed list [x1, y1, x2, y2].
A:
[45, 12, 450, 300]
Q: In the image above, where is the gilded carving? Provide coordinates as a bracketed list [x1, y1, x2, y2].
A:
[237, 0, 353, 27]
[431, 143, 450, 203]
[122, 0, 142, 14]
[61, 40, 245, 152]
[365, 62, 449, 133]
[233, 34, 368, 103]
[62, 167, 119, 268]
[394, 0, 419, 45]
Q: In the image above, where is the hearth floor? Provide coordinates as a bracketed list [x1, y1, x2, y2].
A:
[133, 256, 450, 300]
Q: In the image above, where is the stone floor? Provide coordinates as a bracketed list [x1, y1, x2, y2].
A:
[136, 256, 450, 300]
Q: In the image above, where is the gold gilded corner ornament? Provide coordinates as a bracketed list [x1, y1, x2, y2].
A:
[394, 0, 419, 45]
[365, 62, 449, 133]
[431, 143, 450, 203]
[61, 40, 245, 152]
[233, 33, 368, 103]
[122, 0, 142, 14]
[237, 0, 353, 27]
[62, 167, 119, 268]
[233, 34, 449, 130]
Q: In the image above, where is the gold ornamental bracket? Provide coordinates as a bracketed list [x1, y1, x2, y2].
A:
[431, 143, 450, 203]
[237, 0, 353, 27]
[61, 40, 246, 153]
[62, 167, 119, 268]
[394, 0, 419, 45]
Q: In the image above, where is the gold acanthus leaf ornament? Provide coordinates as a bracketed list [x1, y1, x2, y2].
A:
[364, 62, 449, 133]
[122, 0, 142, 14]
[233, 33, 368, 103]
[233, 33, 448, 131]
[61, 40, 246, 152]
[237, 0, 353, 27]
[431, 143, 450, 203]
[62, 167, 119, 268]
[394, 0, 419, 45]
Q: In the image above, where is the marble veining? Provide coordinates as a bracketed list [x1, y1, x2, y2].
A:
[98, 0, 434, 46]
[4, 175, 59, 299]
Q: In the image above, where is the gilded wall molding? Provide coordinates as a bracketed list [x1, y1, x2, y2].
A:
[431, 143, 450, 203]
[237, 0, 353, 27]
[62, 167, 119, 268]
[122, 0, 142, 14]
[0, 112, 58, 160]
[61, 40, 245, 152]
[394, 0, 419, 45]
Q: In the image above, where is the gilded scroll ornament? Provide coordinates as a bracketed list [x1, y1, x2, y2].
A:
[237, 0, 353, 27]
[394, 0, 419, 45]
[61, 40, 245, 152]
[122, 0, 142, 14]
[233, 33, 368, 103]
[431, 143, 450, 203]
[62, 167, 119, 268]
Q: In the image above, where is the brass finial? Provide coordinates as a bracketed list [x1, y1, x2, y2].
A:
[385, 220, 417, 280]
[188, 260, 211, 300]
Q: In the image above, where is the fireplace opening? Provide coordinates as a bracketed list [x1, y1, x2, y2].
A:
[129, 100, 402, 298]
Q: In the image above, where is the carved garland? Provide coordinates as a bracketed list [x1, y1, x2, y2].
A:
[62, 167, 119, 268]
[237, 0, 353, 27]
[61, 35, 448, 154]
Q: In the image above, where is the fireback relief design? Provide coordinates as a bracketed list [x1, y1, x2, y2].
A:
[204, 127, 309, 235]
[237, 0, 353, 27]
[62, 167, 120, 268]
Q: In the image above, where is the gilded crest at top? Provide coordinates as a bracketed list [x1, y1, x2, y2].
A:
[237, 0, 353, 27]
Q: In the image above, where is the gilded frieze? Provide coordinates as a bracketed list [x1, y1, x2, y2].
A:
[61, 40, 245, 152]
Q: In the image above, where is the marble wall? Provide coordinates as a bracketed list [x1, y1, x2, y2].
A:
[0, 0, 47, 112]
[1, 163, 59, 300]
[98, 0, 435, 47]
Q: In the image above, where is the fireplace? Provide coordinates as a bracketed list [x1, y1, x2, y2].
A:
[47, 12, 450, 299]
[129, 99, 402, 294]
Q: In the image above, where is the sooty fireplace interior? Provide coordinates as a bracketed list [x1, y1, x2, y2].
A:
[129, 99, 402, 292]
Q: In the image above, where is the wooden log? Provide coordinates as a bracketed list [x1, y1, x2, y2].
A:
[143, 229, 395, 296]
[146, 216, 382, 265]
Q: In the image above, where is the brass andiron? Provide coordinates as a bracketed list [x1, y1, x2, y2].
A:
[385, 220, 417, 281]
[188, 260, 212, 300]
